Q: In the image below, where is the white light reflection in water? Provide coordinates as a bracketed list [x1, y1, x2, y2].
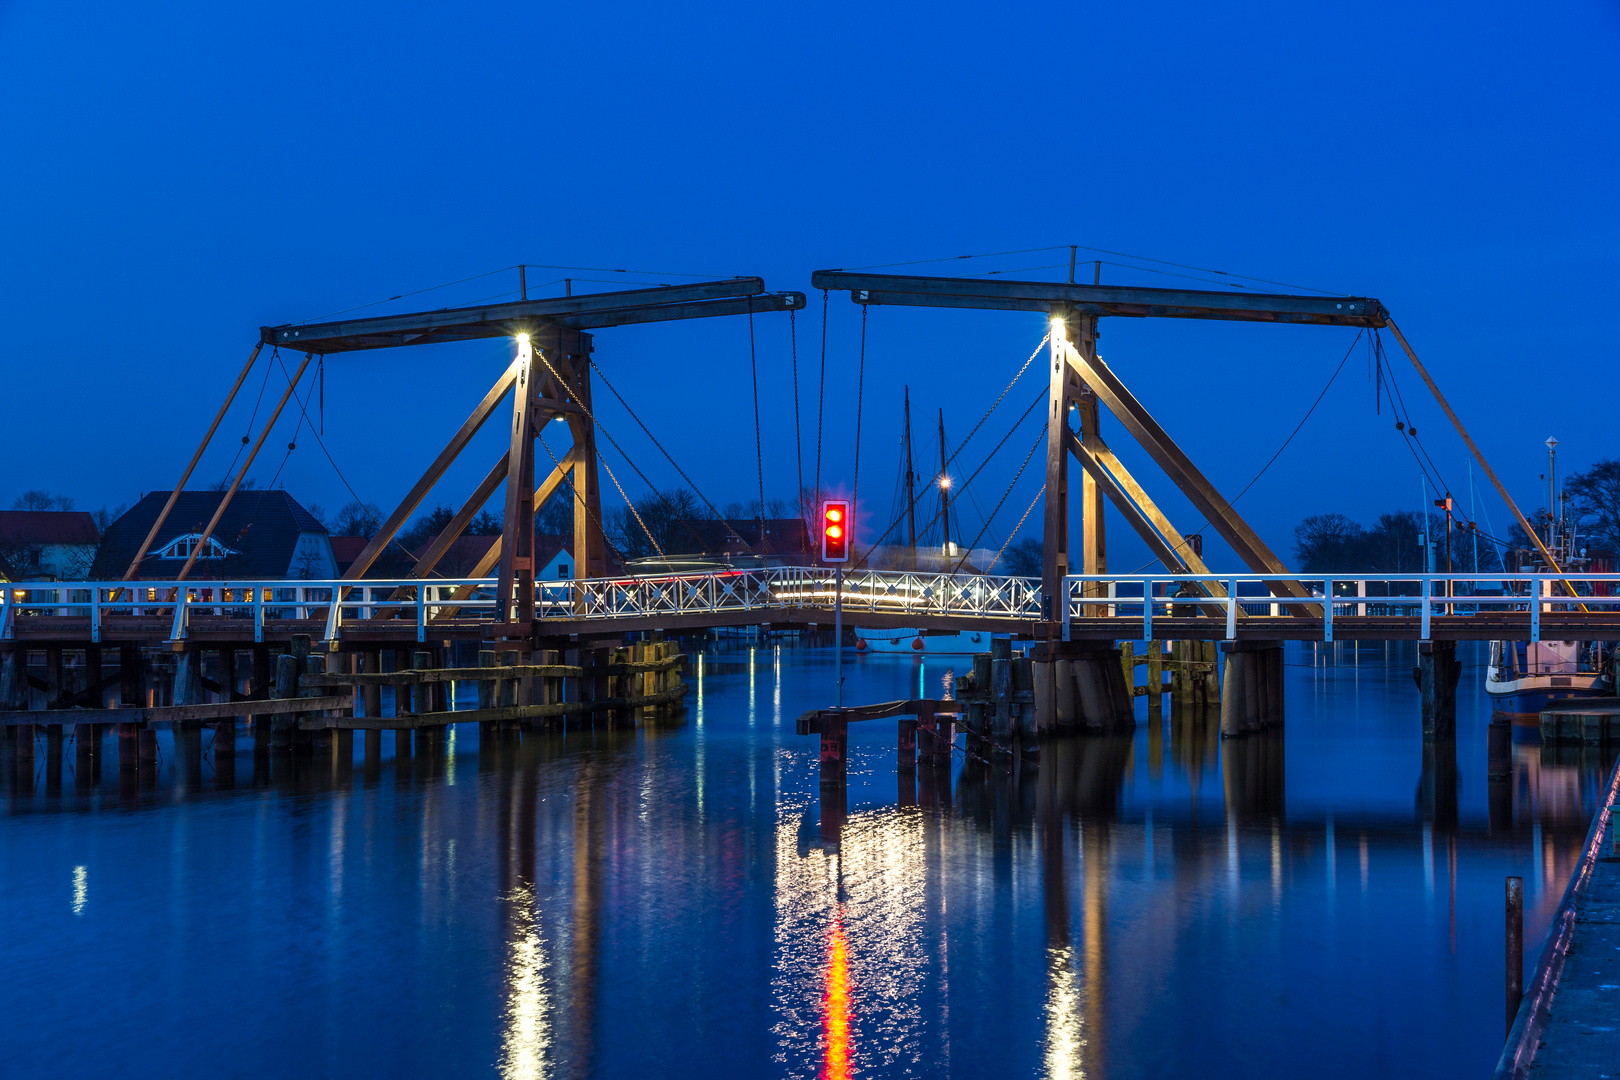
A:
[771, 809, 931, 1076]
[500, 884, 555, 1080]
[71, 866, 87, 915]
[1042, 944, 1085, 1080]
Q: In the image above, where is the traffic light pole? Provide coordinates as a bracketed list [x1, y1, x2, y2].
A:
[834, 567, 844, 708]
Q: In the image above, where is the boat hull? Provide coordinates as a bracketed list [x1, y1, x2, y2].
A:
[1486, 669, 1612, 716]
[854, 629, 990, 654]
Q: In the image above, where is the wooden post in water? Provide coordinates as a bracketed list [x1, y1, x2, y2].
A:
[820, 715, 848, 787]
[271, 654, 297, 753]
[477, 649, 497, 738]
[1147, 640, 1163, 710]
[1506, 875, 1523, 1035]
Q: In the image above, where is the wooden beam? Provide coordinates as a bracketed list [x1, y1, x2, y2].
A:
[341, 354, 521, 580]
[409, 453, 508, 580]
[810, 271, 1388, 328]
[497, 337, 539, 624]
[1043, 311, 1078, 614]
[1059, 341, 1315, 606]
[261, 279, 803, 353]
[125, 343, 264, 580]
[177, 352, 313, 581]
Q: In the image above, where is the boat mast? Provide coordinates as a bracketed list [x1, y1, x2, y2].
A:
[903, 386, 918, 565]
[1546, 436, 1558, 553]
[938, 407, 951, 556]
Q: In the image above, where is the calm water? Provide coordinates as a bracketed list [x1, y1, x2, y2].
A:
[0, 640, 1610, 1079]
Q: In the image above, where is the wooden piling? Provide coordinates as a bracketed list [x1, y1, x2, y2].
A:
[820, 715, 848, 786]
[1418, 641, 1461, 739]
[1506, 875, 1523, 1035]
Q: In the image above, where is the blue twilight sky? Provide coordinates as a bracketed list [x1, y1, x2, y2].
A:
[2, 0, 1616, 571]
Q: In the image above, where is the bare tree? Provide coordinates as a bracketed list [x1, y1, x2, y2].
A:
[1567, 458, 1620, 557]
[11, 489, 73, 511]
[331, 500, 384, 538]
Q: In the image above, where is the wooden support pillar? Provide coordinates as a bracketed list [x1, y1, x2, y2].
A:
[117, 723, 139, 770]
[44, 646, 64, 709]
[0, 648, 24, 709]
[361, 650, 381, 721]
[478, 649, 497, 738]
[899, 717, 918, 775]
[174, 646, 203, 706]
[1147, 640, 1163, 710]
[305, 654, 334, 757]
[271, 654, 297, 753]
[15, 721, 37, 792]
[498, 335, 539, 626]
[819, 715, 848, 786]
[1219, 641, 1285, 737]
[990, 638, 1014, 756]
[1042, 307, 1078, 618]
[1417, 640, 1460, 739]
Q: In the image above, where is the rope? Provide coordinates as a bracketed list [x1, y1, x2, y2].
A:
[270, 352, 375, 517]
[951, 424, 1047, 574]
[534, 432, 636, 571]
[596, 451, 665, 561]
[851, 304, 867, 531]
[814, 289, 828, 513]
[749, 296, 765, 549]
[219, 347, 276, 485]
[790, 308, 804, 525]
[580, 357, 749, 547]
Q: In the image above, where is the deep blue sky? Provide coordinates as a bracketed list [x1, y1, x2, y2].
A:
[3, 0, 1616, 571]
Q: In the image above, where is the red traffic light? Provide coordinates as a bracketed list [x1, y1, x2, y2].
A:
[820, 500, 850, 563]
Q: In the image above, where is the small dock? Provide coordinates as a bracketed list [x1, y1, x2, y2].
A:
[1497, 706, 1620, 1079]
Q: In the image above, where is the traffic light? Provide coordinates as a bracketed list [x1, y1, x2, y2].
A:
[820, 500, 850, 563]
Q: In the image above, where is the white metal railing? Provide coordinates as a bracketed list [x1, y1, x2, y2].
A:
[0, 568, 1044, 644]
[0, 578, 499, 645]
[1060, 573, 1620, 643]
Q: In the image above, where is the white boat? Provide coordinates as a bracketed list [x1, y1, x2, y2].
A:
[1486, 640, 1612, 715]
[854, 628, 990, 654]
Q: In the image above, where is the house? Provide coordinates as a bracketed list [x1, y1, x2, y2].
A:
[91, 490, 337, 581]
[411, 533, 574, 579]
[0, 511, 101, 581]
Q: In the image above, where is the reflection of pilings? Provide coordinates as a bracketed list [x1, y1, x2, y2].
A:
[1417, 738, 1458, 834]
[568, 768, 604, 1079]
[1081, 821, 1107, 1080]
[1041, 806, 1086, 1080]
[1037, 737, 1133, 820]
[1221, 731, 1285, 822]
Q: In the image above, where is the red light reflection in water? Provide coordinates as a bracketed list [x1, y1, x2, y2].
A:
[822, 908, 852, 1080]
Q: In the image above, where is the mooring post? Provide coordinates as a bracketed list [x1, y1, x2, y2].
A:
[820, 714, 848, 787]
[991, 639, 1014, 757]
[1506, 875, 1523, 1035]
[117, 722, 139, 771]
[44, 724, 63, 793]
[899, 717, 918, 775]
[271, 654, 297, 753]
[15, 721, 37, 791]
[1147, 640, 1163, 710]
[1418, 641, 1460, 739]
[0, 647, 25, 709]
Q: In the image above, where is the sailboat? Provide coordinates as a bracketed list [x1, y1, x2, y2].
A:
[1484, 437, 1614, 714]
[854, 390, 997, 656]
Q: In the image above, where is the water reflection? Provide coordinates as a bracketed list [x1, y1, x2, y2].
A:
[4, 643, 1620, 1080]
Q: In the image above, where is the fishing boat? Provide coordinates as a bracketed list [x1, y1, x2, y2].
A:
[1485, 437, 1615, 715]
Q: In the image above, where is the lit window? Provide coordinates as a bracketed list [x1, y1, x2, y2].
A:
[156, 533, 238, 560]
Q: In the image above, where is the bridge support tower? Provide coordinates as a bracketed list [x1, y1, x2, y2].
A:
[1031, 641, 1135, 735]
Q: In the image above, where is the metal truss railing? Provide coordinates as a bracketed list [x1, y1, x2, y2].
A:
[1060, 573, 1620, 643]
[2, 568, 1045, 644]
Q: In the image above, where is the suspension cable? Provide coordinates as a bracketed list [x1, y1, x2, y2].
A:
[984, 484, 1046, 575]
[220, 347, 276, 485]
[814, 289, 828, 512]
[534, 432, 637, 571]
[580, 357, 749, 547]
[790, 308, 804, 524]
[851, 304, 867, 526]
[749, 296, 765, 550]
[952, 424, 1047, 574]
[596, 450, 666, 561]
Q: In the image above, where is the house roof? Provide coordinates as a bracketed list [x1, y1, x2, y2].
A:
[0, 511, 101, 546]
[329, 536, 371, 575]
[91, 490, 330, 580]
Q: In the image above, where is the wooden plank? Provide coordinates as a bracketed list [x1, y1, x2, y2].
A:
[809, 271, 1387, 327]
[795, 699, 967, 736]
[0, 696, 352, 726]
[303, 683, 689, 729]
[343, 356, 521, 580]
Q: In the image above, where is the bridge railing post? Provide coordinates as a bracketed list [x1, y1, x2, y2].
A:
[1530, 574, 1541, 643]
[1324, 578, 1333, 642]
[1143, 578, 1153, 641]
[1420, 576, 1432, 641]
[1226, 579, 1238, 640]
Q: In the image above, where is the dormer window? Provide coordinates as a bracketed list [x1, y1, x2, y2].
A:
[156, 533, 238, 560]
